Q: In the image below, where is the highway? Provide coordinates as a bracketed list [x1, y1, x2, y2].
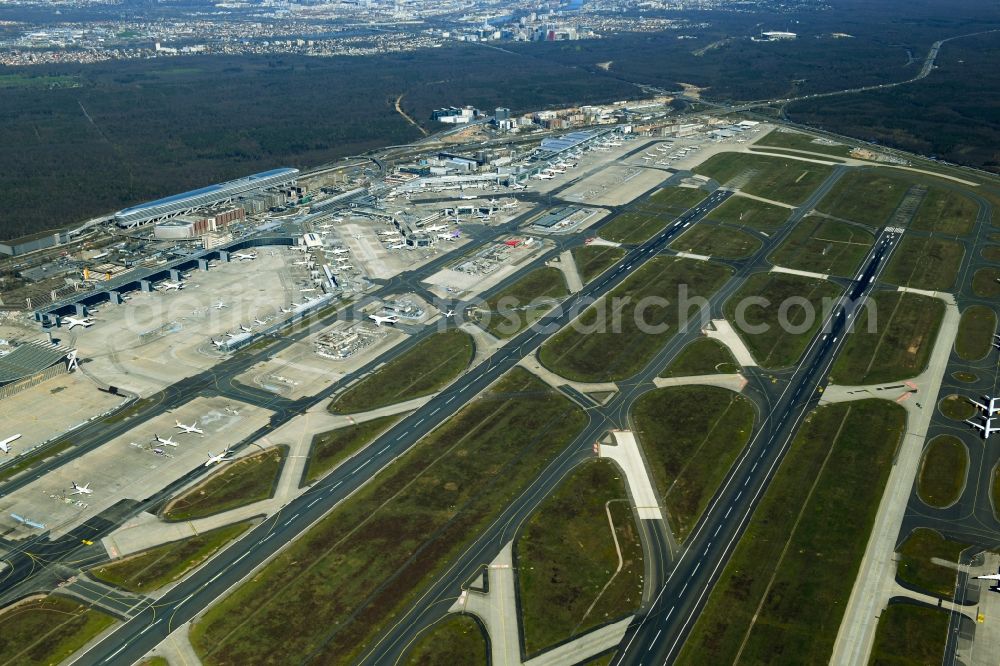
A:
[68, 189, 736, 666]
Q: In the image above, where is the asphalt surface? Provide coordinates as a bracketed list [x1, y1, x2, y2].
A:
[65, 185, 736, 666]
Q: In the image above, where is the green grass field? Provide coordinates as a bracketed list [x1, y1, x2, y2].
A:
[815, 170, 909, 226]
[694, 152, 833, 205]
[572, 245, 627, 283]
[896, 528, 969, 598]
[982, 245, 1000, 262]
[754, 130, 854, 157]
[517, 460, 643, 655]
[938, 394, 976, 421]
[403, 614, 488, 666]
[704, 196, 790, 231]
[482, 266, 568, 338]
[882, 236, 964, 291]
[677, 400, 906, 666]
[829, 291, 944, 384]
[917, 436, 968, 509]
[869, 603, 949, 666]
[330, 329, 474, 413]
[953, 371, 978, 383]
[636, 185, 708, 215]
[724, 271, 843, 369]
[90, 521, 253, 593]
[539, 257, 732, 382]
[0, 596, 115, 665]
[304, 416, 400, 485]
[163, 448, 285, 522]
[956, 305, 996, 361]
[660, 338, 739, 377]
[670, 223, 761, 259]
[910, 188, 978, 235]
[599, 210, 673, 244]
[768, 217, 875, 277]
[632, 386, 755, 539]
[190, 369, 588, 665]
[972, 267, 1000, 298]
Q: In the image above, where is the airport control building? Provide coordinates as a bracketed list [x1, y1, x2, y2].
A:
[114, 168, 299, 228]
[0, 341, 75, 401]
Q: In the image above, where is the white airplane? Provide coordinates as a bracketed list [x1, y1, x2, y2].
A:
[253, 317, 268, 326]
[239, 324, 252, 333]
[425, 223, 449, 233]
[970, 396, 1000, 416]
[443, 310, 455, 318]
[290, 301, 304, 309]
[279, 306, 292, 314]
[0, 434, 21, 454]
[70, 482, 93, 495]
[205, 450, 234, 466]
[210, 338, 227, 349]
[533, 173, 554, 180]
[214, 301, 228, 310]
[389, 243, 407, 250]
[225, 331, 241, 339]
[154, 433, 179, 447]
[336, 264, 354, 271]
[335, 256, 351, 263]
[976, 566, 1000, 582]
[293, 260, 311, 266]
[967, 417, 1000, 438]
[369, 314, 399, 327]
[377, 230, 399, 236]
[160, 281, 184, 291]
[63, 315, 94, 330]
[232, 252, 257, 261]
[174, 420, 204, 435]
[548, 167, 566, 174]
[330, 248, 350, 254]
[437, 232, 457, 241]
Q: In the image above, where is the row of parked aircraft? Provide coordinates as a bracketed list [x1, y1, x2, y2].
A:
[966, 394, 1000, 438]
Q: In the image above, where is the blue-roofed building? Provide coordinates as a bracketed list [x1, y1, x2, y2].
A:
[114, 168, 299, 227]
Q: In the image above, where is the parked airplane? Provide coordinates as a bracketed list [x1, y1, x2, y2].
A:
[533, 173, 555, 180]
[389, 243, 407, 250]
[239, 324, 252, 333]
[174, 420, 204, 435]
[70, 482, 93, 495]
[976, 567, 1000, 582]
[214, 301, 228, 310]
[160, 281, 184, 291]
[970, 395, 1000, 416]
[225, 331, 240, 339]
[232, 252, 257, 261]
[154, 433, 179, 447]
[335, 256, 351, 263]
[443, 310, 455, 318]
[210, 338, 227, 349]
[369, 314, 399, 327]
[205, 450, 234, 466]
[63, 315, 94, 330]
[279, 306, 292, 314]
[967, 417, 1000, 438]
[0, 433, 21, 454]
[425, 223, 449, 233]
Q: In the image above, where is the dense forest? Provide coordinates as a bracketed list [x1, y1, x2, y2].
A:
[2, 0, 1000, 240]
[0, 46, 640, 240]
[787, 32, 1000, 173]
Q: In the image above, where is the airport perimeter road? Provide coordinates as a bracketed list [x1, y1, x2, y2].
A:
[70, 191, 735, 666]
[612, 228, 902, 665]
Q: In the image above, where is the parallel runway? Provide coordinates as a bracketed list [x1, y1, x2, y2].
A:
[68, 188, 736, 666]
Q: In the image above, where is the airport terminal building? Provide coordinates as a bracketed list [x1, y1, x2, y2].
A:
[114, 168, 299, 228]
[0, 341, 74, 401]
